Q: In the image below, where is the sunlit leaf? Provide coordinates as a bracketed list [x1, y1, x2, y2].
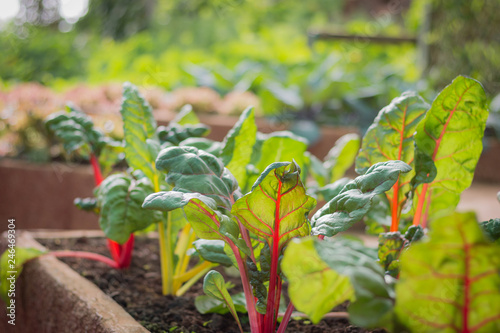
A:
[412, 76, 488, 226]
[220, 107, 257, 189]
[356, 92, 429, 228]
[395, 212, 500, 332]
[232, 161, 316, 249]
[120, 82, 161, 183]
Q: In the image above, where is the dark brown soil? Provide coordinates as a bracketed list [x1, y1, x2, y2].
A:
[38, 236, 386, 333]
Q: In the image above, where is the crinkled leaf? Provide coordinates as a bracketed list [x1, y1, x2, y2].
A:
[179, 137, 222, 156]
[143, 191, 226, 240]
[318, 177, 351, 202]
[395, 212, 500, 332]
[232, 161, 316, 249]
[356, 92, 429, 216]
[1, 247, 45, 303]
[45, 105, 107, 156]
[155, 146, 241, 210]
[96, 173, 161, 244]
[220, 107, 257, 189]
[120, 82, 160, 183]
[203, 270, 242, 331]
[325, 133, 361, 183]
[312, 161, 412, 237]
[193, 239, 233, 266]
[74, 197, 99, 214]
[378, 232, 405, 277]
[403, 225, 424, 243]
[157, 123, 210, 146]
[412, 76, 489, 225]
[195, 292, 247, 315]
[480, 218, 500, 243]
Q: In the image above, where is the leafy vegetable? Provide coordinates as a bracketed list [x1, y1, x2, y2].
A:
[282, 237, 395, 328]
[120, 82, 161, 183]
[412, 76, 488, 227]
[154, 146, 241, 210]
[195, 292, 247, 315]
[356, 92, 429, 231]
[202, 270, 243, 332]
[312, 160, 412, 237]
[95, 173, 161, 244]
[220, 107, 257, 188]
[232, 161, 316, 249]
[395, 212, 500, 332]
[45, 105, 108, 157]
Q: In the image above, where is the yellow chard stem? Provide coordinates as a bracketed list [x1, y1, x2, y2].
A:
[175, 262, 216, 297]
[153, 172, 173, 295]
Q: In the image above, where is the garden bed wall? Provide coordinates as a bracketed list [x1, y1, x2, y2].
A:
[0, 231, 148, 333]
[0, 159, 98, 232]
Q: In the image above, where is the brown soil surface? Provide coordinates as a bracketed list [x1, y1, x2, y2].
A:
[38, 236, 386, 333]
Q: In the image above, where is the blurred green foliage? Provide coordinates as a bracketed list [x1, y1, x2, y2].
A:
[408, 0, 500, 95]
[3, 0, 497, 130]
[0, 27, 85, 84]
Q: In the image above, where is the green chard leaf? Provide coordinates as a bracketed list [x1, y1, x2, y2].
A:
[246, 131, 308, 191]
[193, 239, 233, 266]
[155, 146, 241, 210]
[317, 177, 351, 202]
[312, 160, 412, 237]
[281, 237, 353, 324]
[377, 232, 405, 277]
[96, 173, 162, 243]
[220, 107, 258, 189]
[143, 191, 227, 240]
[203, 270, 243, 332]
[120, 82, 161, 183]
[395, 212, 500, 332]
[231, 161, 316, 250]
[156, 123, 210, 146]
[356, 92, 429, 231]
[74, 197, 99, 214]
[45, 105, 107, 156]
[1, 247, 45, 303]
[480, 218, 500, 243]
[179, 137, 222, 156]
[324, 133, 361, 183]
[282, 237, 395, 328]
[172, 104, 200, 125]
[195, 292, 247, 315]
[412, 76, 489, 226]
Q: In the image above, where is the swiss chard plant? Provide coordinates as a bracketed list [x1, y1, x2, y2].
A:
[45, 106, 132, 267]
[280, 76, 496, 332]
[142, 137, 410, 333]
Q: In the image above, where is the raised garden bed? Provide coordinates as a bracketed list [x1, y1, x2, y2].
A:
[0, 230, 382, 333]
[0, 231, 147, 333]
